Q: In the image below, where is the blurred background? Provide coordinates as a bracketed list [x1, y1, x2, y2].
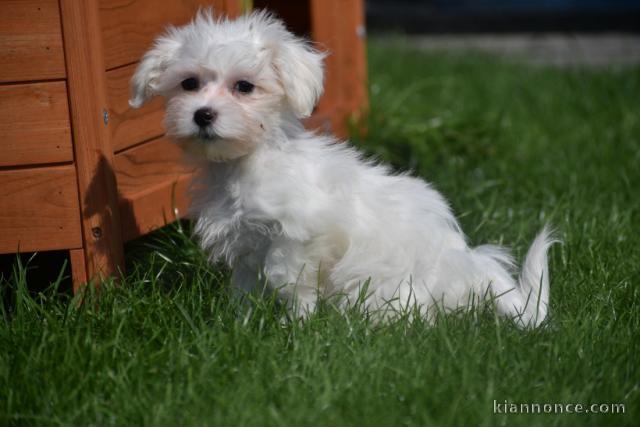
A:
[366, 0, 640, 66]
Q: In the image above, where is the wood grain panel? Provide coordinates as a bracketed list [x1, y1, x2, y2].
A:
[310, 0, 368, 137]
[114, 137, 194, 241]
[0, 82, 73, 167]
[310, 0, 339, 131]
[100, 0, 241, 70]
[335, 0, 368, 117]
[0, 166, 82, 253]
[0, 0, 66, 82]
[106, 63, 165, 152]
[60, 0, 124, 281]
[69, 248, 88, 292]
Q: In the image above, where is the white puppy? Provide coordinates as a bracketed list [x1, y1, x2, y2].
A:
[130, 11, 555, 327]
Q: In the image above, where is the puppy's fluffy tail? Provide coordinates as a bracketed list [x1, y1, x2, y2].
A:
[515, 225, 558, 327]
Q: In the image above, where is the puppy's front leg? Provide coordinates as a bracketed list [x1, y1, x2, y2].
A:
[262, 238, 325, 317]
[230, 257, 262, 298]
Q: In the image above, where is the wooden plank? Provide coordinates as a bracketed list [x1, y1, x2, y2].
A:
[115, 137, 193, 240]
[99, 0, 237, 71]
[106, 63, 165, 152]
[119, 172, 193, 241]
[310, 0, 340, 133]
[59, 0, 125, 281]
[114, 137, 194, 241]
[222, 0, 244, 17]
[0, 0, 66, 83]
[337, 0, 368, 117]
[69, 248, 88, 292]
[0, 166, 82, 253]
[0, 82, 73, 167]
[310, 0, 368, 137]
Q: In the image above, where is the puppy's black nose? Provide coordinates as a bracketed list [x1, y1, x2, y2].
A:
[193, 108, 217, 127]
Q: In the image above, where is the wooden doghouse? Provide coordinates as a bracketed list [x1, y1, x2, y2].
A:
[0, 0, 367, 291]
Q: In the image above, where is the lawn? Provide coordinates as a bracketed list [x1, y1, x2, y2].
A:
[2, 39, 639, 426]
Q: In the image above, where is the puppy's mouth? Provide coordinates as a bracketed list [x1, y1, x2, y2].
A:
[197, 128, 220, 142]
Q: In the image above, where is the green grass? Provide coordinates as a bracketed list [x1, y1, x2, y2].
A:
[2, 40, 639, 426]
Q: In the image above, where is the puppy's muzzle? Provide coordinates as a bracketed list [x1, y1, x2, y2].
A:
[194, 107, 217, 128]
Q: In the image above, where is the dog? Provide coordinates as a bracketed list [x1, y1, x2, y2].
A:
[130, 10, 556, 327]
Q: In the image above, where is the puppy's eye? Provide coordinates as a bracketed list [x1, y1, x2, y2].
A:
[235, 80, 254, 94]
[181, 77, 199, 91]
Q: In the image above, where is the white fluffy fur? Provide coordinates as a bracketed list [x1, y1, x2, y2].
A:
[131, 10, 556, 327]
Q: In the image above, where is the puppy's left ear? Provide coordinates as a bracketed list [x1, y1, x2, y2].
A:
[274, 39, 325, 118]
[129, 34, 182, 108]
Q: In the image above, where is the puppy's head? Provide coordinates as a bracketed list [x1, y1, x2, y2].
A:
[130, 10, 324, 162]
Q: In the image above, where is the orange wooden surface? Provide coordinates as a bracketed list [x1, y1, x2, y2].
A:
[0, 82, 73, 167]
[0, 0, 66, 83]
[60, 0, 125, 281]
[310, 0, 368, 137]
[114, 137, 194, 241]
[0, 166, 82, 253]
[106, 63, 165, 152]
[220, 0, 244, 17]
[309, 0, 339, 133]
[99, 0, 241, 71]
[69, 248, 88, 292]
[333, 0, 368, 117]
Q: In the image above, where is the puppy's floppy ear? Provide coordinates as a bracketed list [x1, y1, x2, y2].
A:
[129, 34, 182, 108]
[273, 38, 325, 118]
